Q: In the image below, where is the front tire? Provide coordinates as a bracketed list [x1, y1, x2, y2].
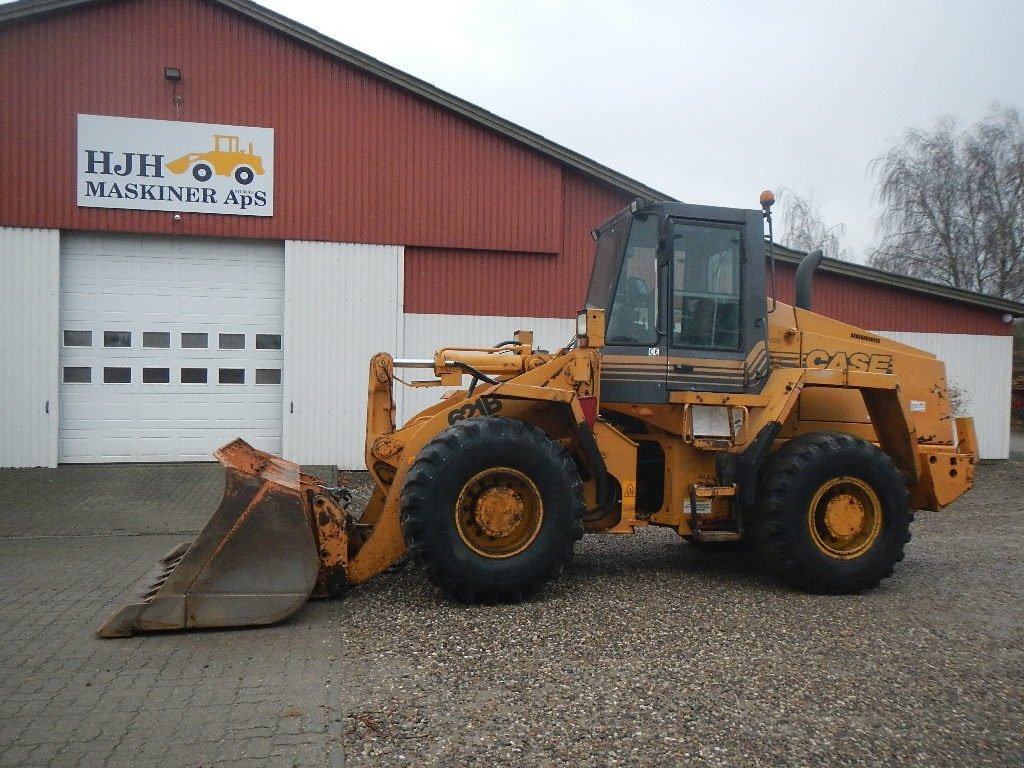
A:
[400, 416, 584, 603]
[749, 432, 912, 594]
[191, 162, 213, 182]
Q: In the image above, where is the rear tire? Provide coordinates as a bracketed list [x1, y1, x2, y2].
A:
[234, 165, 255, 185]
[400, 416, 584, 603]
[749, 432, 912, 593]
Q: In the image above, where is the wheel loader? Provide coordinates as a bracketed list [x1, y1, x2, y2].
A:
[98, 193, 978, 637]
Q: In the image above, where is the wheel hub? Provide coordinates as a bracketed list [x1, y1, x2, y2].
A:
[823, 493, 866, 539]
[472, 487, 525, 537]
[808, 476, 883, 560]
[455, 467, 544, 559]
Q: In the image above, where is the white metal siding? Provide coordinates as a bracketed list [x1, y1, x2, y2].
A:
[283, 241, 403, 467]
[399, 313, 574, 427]
[59, 234, 284, 462]
[0, 228, 59, 467]
[878, 331, 1012, 460]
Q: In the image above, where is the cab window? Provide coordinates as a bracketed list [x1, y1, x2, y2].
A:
[605, 215, 659, 346]
[671, 221, 742, 350]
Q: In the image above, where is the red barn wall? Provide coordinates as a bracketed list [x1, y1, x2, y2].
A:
[773, 262, 1011, 336]
[0, 0, 1009, 328]
[0, 0, 628, 277]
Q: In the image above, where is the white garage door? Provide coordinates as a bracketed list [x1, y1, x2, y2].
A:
[59, 234, 284, 462]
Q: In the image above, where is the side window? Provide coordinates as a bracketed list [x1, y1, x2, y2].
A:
[605, 215, 660, 346]
[672, 222, 742, 350]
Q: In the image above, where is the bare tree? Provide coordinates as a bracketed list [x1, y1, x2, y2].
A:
[777, 188, 849, 260]
[870, 105, 1024, 300]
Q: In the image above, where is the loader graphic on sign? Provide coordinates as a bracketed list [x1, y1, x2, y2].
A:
[166, 134, 265, 185]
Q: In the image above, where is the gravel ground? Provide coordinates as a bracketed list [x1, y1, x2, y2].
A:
[336, 452, 1024, 767]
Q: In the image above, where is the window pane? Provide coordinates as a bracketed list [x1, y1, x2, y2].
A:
[143, 332, 171, 349]
[671, 221, 743, 351]
[219, 333, 245, 350]
[219, 368, 245, 384]
[181, 368, 208, 384]
[255, 334, 281, 350]
[605, 215, 659, 346]
[181, 333, 208, 349]
[63, 330, 92, 347]
[103, 367, 131, 383]
[104, 331, 131, 348]
[255, 368, 282, 385]
[143, 367, 170, 384]
[63, 366, 91, 383]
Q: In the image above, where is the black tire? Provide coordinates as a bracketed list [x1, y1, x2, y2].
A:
[749, 432, 912, 594]
[233, 165, 255, 185]
[192, 162, 213, 182]
[400, 416, 585, 603]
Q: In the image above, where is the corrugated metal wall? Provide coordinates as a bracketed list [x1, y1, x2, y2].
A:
[0, 0, 566, 253]
[0, 227, 59, 467]
[283, 240, 403, 466]
[404, 170, 632, 317]
[774, 262, 1011, 336]
[878, 331, 1012, 459]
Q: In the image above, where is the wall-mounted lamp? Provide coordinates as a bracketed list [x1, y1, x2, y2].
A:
[164, 67, 183, 115]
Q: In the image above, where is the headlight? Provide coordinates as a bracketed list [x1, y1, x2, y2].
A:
[576, 311, 588, 338]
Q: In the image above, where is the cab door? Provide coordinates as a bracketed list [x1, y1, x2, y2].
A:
[666, 206, 769, 395]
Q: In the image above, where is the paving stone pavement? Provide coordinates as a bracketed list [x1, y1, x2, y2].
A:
[0, 463, 345, 768]
[2, 439, 1022, 767]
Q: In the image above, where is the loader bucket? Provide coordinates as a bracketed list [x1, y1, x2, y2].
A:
[97, 439, 320, 637]
[164, 154, 196, 174]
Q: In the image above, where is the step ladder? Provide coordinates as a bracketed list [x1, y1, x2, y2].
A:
[688, 483, 743, 543]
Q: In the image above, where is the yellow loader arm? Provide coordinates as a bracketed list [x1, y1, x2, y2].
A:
[99, 331, 597, 636]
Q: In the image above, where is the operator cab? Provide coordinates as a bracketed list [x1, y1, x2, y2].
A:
[586, 200, 770, 403]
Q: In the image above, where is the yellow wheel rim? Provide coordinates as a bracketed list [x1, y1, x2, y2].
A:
[807, 477, 883, 559]
[455, 467, 543, 559]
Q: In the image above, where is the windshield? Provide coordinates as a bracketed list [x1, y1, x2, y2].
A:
[585, 213, 630, 311]
[603, 214, 660, 346]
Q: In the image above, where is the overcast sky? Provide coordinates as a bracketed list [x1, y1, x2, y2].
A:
[250, 0, 1023, 263]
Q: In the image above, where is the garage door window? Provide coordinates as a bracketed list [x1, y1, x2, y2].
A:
[182, 333, 208, 349]
[219, 333, 245, 350]
[256, 334, 281, 350]
[103, 367, 131, 383]
[63, 366, 91, 383]
[143, 368, 170, 384]
[255, 368, 282, 385]
[104, 331, 131, 348]
[181, 368, 208, 384]
[219, 368, 245, 384]
[143, 332, 170, 348]
[64, 330, 92, 347]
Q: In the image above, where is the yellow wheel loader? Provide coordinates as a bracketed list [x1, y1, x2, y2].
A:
[98, 194, 978, 637]
[165, 134, 265, 185]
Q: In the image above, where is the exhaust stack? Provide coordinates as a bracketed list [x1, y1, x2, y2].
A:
[794, 249, 824, 311]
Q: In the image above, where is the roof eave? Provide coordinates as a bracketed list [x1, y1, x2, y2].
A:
[772, 245, 1024, 317]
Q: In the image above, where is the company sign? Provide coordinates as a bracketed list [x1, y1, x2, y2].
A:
[77, 114, 274, 216]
